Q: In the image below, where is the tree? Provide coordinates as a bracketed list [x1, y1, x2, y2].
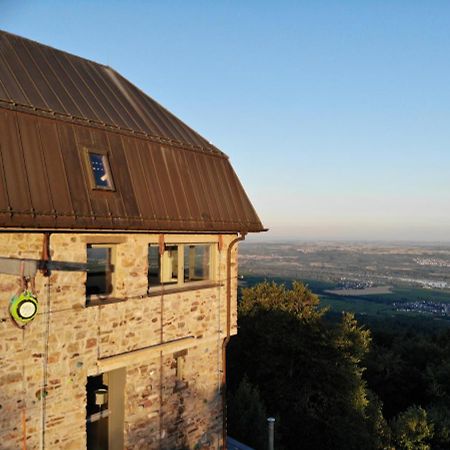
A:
[227, 376, 268, 450]
[228, 281, 387, 450]
[391, 405, 433, 450]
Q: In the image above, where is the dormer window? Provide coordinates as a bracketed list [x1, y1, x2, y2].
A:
[85, 150, 115, 190]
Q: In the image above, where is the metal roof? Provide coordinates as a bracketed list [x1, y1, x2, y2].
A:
[0, 30, 264, 233]
[0, 30, 220, 154]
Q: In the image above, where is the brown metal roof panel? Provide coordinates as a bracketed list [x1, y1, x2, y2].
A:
[111, 70, 215, 149]
[160, 146, 191, 220]
[122, 137, 156, 220]
[136, 140, 168, 221]
[97, 67, 154, 133]
[185, 152, 216, 224]
[145, 96, 188, 144]
[29, 41, 84, 117]
[16, 114, 54, 214]
[0, 76, 9, 100]
[10, 36, 66, 113]
[146, 144, 179, 220]
[214, 157, 241, 222]
[56, 122, 93, 217]
[108, 71, 180, 139]
[40, 46, 100, 121]
[105, 133, 141, 219]
[193, 152, 223, 223]
[0, 144, 11, 211]
[209, 156, 234, 222]
[81, 63, 137, 129]
[0, 54, 28, 104]
[0, 34, 50, 110]
[173, 149, 202, 221]
[0, 110, 32, 212]
[62, 54, 118, 126]
[35, 118, 73, 214]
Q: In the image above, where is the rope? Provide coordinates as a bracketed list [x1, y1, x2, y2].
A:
[40, 278, 51, 450]
[21, 327, 27, 450]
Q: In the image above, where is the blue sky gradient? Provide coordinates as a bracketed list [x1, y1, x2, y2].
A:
[2, 1, 450, 241]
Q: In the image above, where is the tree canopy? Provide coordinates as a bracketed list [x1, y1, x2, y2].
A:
[228, 281, 384, 450]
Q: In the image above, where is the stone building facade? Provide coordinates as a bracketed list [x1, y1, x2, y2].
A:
[0, 31, 263, 450]
[0, 232, 240, 449]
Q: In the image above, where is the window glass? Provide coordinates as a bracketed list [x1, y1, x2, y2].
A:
[147, 243, 213, 291]
[86, 246, 113, 296]
[88, 152, 114, 190]
[184, 245, 210, 282]
[148, 245, 161, 287]
[161, 245, 178, 284]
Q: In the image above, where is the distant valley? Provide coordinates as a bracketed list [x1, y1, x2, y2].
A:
[238, 241, 450, 326]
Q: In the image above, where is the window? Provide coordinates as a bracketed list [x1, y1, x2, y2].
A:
[86, 150, 115, 190]
[86, 245, 114, 299]
[174, 350, 188, 391]
[86, 369, 125, 450]
[161, 245, 179, 284]
[184, 245, 210, 283]
[148, 243, 213, 291]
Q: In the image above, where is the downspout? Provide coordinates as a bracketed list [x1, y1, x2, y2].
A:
[222, 232, 246, 449]
[40, 232, 51, 450]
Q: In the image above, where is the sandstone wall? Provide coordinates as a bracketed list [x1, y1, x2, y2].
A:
[0, 232, 239, 450]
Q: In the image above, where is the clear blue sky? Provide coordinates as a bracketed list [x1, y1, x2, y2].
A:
[2, 1, 450, 241]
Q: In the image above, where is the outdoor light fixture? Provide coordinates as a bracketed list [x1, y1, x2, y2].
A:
[9, 291, 38, 327]
[95, 388, 108, 406]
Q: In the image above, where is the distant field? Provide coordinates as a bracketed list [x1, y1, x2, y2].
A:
[324, 286, 393, 296]
[240, 274, 450, 328]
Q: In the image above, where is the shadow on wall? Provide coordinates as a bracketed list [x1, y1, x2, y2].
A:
[125, 362, 222, 450]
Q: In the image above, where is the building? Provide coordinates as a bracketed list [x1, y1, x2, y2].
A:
[0, 30, 264, 450]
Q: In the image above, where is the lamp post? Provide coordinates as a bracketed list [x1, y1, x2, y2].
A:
[267, 417, 275, 450]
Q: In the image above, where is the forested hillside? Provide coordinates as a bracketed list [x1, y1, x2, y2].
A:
[227, 282, 450, 450]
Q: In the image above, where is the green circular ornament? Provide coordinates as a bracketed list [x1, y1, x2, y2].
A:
[10, 291, 38, 326]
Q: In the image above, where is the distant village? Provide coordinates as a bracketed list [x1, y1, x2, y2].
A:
[393, 300, 450, 317]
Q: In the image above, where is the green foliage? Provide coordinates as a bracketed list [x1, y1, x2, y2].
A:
[427, 404, 450, 450]
[365, 390, 393, 450]
[239, 280, 324, 321]
[391, 406, 433, 450]
[227, 376, 268, 450]
[228, 281, 386, 450]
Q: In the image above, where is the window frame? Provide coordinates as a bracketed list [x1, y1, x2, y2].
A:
[83, 147, 116, 192]
[86, 243, 116, 304]
[147, 242, 216, 293]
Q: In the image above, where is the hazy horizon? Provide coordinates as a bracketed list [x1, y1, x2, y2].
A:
[2, 1, 450, 241]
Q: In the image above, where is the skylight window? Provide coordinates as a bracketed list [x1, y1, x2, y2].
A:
[87, 152, 114, 190]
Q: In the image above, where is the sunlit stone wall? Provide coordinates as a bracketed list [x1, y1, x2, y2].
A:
[0, 232, 239, 450]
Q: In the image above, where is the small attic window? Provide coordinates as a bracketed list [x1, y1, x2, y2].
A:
[87, 152, 114, 190]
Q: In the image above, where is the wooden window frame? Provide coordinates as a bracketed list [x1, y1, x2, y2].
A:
[86, 243, 117, 305]
[82, 146, 116, 192]
[148, 243, 216, 293]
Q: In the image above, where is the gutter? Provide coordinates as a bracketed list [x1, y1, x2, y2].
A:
[222, 232, 246, 449]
